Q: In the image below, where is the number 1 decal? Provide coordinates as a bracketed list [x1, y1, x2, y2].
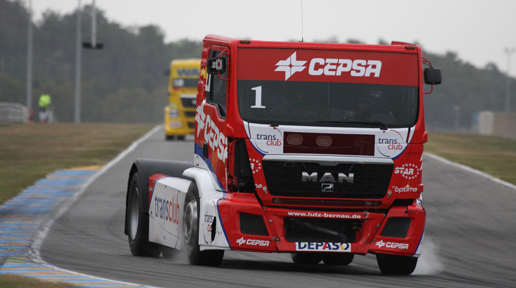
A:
[251, 86, 266, 108]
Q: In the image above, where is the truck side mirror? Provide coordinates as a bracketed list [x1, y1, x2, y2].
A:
[207, 56, 226, 74]
[163, 69, 170, 76]
[424, 67, 442, 85]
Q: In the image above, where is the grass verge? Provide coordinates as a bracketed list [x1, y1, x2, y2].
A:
[0, 123, 154, 205]
[425, 132, 516, 185]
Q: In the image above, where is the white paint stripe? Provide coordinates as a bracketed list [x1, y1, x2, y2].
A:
[29, 125, 162, 288]
[425, 152, 516, 191]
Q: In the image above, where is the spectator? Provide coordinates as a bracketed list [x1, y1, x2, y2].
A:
[38, 94, 52, 123]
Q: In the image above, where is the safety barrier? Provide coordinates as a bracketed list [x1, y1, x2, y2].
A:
[0, 102, 29, 124]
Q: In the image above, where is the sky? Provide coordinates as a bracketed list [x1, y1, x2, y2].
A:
[27, 0, 516, 77]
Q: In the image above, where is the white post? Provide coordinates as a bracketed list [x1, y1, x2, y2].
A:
[91, 0, 96, 48]
[26, 0, 33, 110]
[75, 0, 82, 123]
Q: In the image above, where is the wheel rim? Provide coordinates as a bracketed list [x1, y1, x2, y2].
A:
[183, 199, 198, 243]
[129, 187, 139, 240]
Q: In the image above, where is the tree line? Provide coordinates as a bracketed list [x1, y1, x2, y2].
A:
[1, 0, 514, 129]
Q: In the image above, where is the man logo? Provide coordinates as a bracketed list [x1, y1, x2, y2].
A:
[321, 183, 334, 192]
[302, 172, 354, 184]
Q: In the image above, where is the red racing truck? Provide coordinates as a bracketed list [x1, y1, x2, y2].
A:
[125, 34, 441, 275]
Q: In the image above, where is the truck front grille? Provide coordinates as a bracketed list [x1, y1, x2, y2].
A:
[262, 161, 393, 199]
[180, 97, 197, 108]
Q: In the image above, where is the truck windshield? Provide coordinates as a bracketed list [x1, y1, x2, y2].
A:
[237, 81, 418, 128]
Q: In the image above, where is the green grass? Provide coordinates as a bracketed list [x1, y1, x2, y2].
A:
[425, 132, 516, 185]
[0, 274, 79, 288]
[0, 123, 154, 205]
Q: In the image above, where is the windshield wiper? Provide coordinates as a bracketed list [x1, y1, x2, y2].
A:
[315, 120, 388, 130]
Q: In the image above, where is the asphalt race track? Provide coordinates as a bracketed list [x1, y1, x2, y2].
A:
[40, 127, 516, 288]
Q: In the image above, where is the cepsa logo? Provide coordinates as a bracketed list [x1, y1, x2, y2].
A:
[375, 240, 409, 250]
[275, 52, 382, 81]
[236, 237, 270, 247]
[296, 242, 351, 252]
[195, 102, 227, 163]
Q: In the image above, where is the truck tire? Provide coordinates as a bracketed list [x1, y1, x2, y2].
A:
[127, 172, 160, 257]
[291, 253, 323, 265]
[376, 254, 417, 275]
[183, 182, 224, 266]
[323, 253, 354, 266]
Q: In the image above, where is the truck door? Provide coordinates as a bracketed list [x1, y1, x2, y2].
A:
[195, 48, 229, 191]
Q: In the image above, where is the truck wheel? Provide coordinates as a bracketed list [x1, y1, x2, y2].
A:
[323, 253, 354, 266]
[127, 172, 160, 257]
[291, 253, 323, 265]
[376, 254, 417, 275]
[183, 183, 224, 266]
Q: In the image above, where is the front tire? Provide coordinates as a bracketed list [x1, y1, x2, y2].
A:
[183, 183, 224, 266]
[376, 254, 418, 275]
[127, 172, 160, 257]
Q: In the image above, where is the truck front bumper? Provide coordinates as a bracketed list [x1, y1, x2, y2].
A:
[217, 193, 425, 257]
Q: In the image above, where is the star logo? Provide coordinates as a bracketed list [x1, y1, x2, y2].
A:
[275, 52, 306, 81]
[376, 239, 385, 248]
[237, 237, 246, 246]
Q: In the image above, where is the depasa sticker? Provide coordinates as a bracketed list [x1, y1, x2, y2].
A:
[296, 242, 351, 252]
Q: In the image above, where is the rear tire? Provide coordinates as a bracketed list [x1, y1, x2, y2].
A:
[183, 183, 224, 266]
[323, 253, 354, 266]
[376, 254, 417, 275]
[127, 172, 160, 257]
[291, 253, 323, 265]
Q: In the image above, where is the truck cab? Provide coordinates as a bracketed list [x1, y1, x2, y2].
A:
[125, 34, 441, 275]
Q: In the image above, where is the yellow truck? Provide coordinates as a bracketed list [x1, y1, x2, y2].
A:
[164, 59, 201, 140]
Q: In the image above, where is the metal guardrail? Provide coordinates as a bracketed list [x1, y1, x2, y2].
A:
[0, 102, 29, 124]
